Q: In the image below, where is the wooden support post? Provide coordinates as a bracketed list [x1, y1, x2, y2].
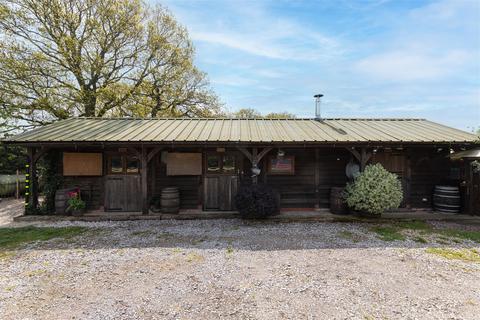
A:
[405, 152, 412, 209]
[345, 147, 372, 172]
[252, 148, 258, 184]
[141, 146, 148, 214]
[15, 169, 19, 199]
[26, 147, 38, 211]
[314, 148, 320, 209]
[236, 146, 273, 184]
[360, 147, 367, 171]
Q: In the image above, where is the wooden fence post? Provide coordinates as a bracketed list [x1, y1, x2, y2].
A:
[16, 169, 19, 199]
[141, 146, 148, 215]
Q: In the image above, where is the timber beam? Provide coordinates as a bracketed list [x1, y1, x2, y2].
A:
[345, 147, 372, 171]
[236, 147, 273, 184]
[139, 146, 163, 215]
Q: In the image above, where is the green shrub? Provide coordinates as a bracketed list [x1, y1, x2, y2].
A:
[344, 163, 403, 215]
[235, 184, 280, 219]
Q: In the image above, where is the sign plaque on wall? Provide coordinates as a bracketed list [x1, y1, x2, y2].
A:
[267, 156, 295, 175]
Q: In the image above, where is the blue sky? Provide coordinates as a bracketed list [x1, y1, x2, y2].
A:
[159, 0, 480, 131]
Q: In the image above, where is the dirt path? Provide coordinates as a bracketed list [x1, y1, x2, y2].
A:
[0, 198, 24, 226]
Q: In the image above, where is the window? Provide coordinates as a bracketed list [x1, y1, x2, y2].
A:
[126, 156, 140, 173]
[108, 154, 140, 174]
[206, 153, 238, 174]
[109, 155, 123, 174]
[207, 155, 221, 173]
[222, 155, 236, 173]
[267, 156, 295, 175]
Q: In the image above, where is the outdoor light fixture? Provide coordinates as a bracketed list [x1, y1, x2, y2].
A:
[277, 149, 285, 158]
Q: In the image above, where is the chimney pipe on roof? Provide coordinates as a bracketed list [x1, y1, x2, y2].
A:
[314, 94, 323, 120]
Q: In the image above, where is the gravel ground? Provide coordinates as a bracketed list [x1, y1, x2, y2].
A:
[1, 217, 480, 320]
[0, 198, 24, 226]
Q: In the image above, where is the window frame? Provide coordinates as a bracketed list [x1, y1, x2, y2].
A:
[107, 154, 140, 175]
[205, 152, 239, 175]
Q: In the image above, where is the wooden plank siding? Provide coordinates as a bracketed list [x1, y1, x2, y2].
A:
[151, 154, 201, 209]
[409, 149, 453, 208]
[51, 145, 461, 213]
[262, 148, 349, 208]
[62, 176, 104, 210]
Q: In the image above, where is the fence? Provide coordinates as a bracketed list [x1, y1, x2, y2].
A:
[0, 172, 26, 198]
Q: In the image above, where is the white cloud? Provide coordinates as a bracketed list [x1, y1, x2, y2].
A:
[166, 1, 342, 61]
[355, 49, 471, 81]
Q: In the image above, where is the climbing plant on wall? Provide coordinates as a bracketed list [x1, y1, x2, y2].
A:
[38, 150, 63, 214]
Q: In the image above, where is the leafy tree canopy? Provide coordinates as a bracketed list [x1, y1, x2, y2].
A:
[230, 108, 296, 119]
[0, 0, 222, 133]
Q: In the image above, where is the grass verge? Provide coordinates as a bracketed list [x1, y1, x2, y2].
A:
[370, 220, 480, 244]
[426, 248, 480, 262]
[0, 226, 87, 250]
[370, 226, 405, 241]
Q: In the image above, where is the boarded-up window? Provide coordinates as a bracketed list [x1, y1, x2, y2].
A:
[63, 153, 103, 176]
[166, 153, 202, 176]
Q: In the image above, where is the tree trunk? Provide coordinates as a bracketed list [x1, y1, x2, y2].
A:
[83, 89, 97, 117]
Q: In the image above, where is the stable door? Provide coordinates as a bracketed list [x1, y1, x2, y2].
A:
[204, 153, 240, 211]
[104, 154, 142, 211]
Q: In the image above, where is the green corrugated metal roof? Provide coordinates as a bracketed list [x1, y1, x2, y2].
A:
[4, 117, 477, 144]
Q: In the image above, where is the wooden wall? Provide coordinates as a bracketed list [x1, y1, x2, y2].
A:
[52, 145, 459, 212]
[409, 149, 453, 208]
[263, 148, 349, 208]
[62, 176, 104, 210]
[151, 153, 201, 209]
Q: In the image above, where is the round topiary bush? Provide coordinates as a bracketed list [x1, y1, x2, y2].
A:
[344, 163, 403, 216]
[235, 184, 280, 219]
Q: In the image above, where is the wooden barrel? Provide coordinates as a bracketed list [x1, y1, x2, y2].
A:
[330, 187, 349, 215]
[433, 185, 461, 213]
[55, 188, 77, 214]
[161, 187, 180, 214]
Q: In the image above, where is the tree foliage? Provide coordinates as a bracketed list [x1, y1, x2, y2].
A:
[0, 144, 26, 174]
[0, 0, 222, 132]
[231, 108, 296, 119]
[265, 112, 296, 119]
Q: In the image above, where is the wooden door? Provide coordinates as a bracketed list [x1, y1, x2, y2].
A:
[105, 175, 141, 211]
[464, 161, 480, 215]
[204, 175, 239, 210]
[203, 152, 240, 211]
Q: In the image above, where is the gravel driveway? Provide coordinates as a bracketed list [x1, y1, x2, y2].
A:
[1, 218, 479, 320]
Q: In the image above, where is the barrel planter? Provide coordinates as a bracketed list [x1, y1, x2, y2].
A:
[433, 185, 461, 214]
[161, 187, 180, 214]
[54, 188, 78, 214]
[330, 187, 349, 215]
